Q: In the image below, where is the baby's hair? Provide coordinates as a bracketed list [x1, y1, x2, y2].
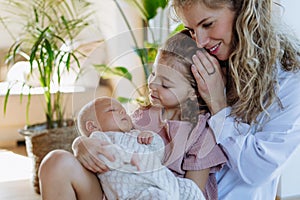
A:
[159, 30, 209, 125]
[77, 97, 111, 136]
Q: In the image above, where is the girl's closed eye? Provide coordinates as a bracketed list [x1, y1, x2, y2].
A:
[161, 79, 174, 89]
[162, 84, 170, 89]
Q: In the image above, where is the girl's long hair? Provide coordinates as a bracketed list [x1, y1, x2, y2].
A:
[159, 30, 209, 126]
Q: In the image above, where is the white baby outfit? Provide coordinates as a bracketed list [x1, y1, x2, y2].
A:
[90, 130, 205, 200]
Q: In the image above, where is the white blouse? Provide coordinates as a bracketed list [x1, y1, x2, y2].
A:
[208, 65, 300, 200]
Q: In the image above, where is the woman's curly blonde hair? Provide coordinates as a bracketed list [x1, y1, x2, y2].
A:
[172, 0, 300, 124]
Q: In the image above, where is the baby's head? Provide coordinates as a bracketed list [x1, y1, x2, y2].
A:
[77, 96, 133, 137]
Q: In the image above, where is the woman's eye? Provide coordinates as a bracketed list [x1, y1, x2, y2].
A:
[162, 84, 169, 89]
[203, 22, 213, 28]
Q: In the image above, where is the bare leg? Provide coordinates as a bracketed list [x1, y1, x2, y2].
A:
[39, 150, 103, 200]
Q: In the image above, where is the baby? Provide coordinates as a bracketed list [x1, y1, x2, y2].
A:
[77, 96, 205, 200]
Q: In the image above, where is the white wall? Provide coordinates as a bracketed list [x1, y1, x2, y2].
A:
[0, 0, 144, 146]
[281, 0, 300, 38]
[277, 0, 300, 199]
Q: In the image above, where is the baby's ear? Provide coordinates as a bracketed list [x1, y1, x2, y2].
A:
[86, 121, 97, 132]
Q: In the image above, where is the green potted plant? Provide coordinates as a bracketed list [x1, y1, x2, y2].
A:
[0, 0, 93, 194]
[95, 0, 184, 106]
[95, 0, 170, 106]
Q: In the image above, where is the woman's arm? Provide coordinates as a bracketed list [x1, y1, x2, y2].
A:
[185, 169, 210, 193]
[208, 71, 300, 185]
[192, 45, 300, 186]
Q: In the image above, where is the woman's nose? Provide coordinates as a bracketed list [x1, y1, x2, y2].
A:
[195, 29, 209, 48]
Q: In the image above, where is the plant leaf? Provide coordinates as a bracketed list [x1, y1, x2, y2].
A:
[3, 88, 11, 116]
[124, 0, 169, 21]
[26, 92, 31, 125]
[117, 96, 133, 104]
[94, 64, 132, 81]
[0, 0, 93, 128]
[169, 23, 185, 37]
[142, 0, 168, 20]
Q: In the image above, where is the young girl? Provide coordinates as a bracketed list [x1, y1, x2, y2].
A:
[39, 30, 227, 200]
[131, 30, 227, 199]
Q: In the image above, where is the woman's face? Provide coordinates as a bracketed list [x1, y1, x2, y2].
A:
[178, 2, 236, 61]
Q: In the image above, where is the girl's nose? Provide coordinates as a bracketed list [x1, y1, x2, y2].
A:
[148, 82, 158, 91]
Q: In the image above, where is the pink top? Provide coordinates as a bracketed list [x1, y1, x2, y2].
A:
[131, 106, 227, 200]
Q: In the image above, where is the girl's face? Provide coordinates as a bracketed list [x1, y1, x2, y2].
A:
[148, 53, 196, 109]
[178, 2, 235, 61]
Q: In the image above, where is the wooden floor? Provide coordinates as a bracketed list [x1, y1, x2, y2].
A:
[0, 145, 41, 200]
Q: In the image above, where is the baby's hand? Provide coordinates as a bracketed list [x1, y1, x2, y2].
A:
[137, 131, 153, 144]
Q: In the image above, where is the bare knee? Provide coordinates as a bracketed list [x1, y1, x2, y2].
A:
[39, 149, 75, 178]
[39, 149, 103, 200]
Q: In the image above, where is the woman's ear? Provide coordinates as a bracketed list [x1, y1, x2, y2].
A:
[86, 121, 98, 132]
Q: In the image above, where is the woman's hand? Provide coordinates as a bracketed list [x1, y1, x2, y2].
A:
[192, 49, 227, 115]
[72, 136, 115, 173]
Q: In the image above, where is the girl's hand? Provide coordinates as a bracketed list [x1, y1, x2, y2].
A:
[72, 136, 115, 173]
[137, 131, 153, 144]
[192, 50, 227, 115]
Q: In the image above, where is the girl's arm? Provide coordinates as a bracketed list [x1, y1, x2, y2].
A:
[185, 168, 210, 193]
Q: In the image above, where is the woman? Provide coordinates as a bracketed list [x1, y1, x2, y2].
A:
[172, 0, 300, 199]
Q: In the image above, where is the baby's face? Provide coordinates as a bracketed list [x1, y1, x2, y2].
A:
[95, 98, 133, 132]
